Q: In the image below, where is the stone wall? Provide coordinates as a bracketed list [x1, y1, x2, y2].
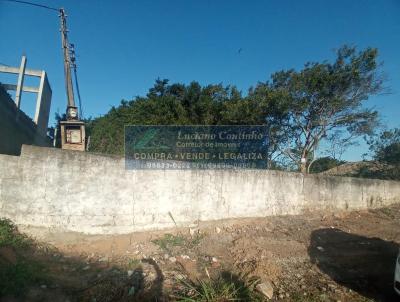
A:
[0, 145, 399, 234]
[0, 86, 51, 155]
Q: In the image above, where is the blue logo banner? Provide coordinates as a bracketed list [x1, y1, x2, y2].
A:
[125, 125, 269, 169]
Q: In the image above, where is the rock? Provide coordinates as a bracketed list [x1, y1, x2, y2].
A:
[189, 228, 198, 236]
[176, 273, 185, 280]
[164, 253, 170, 259]
[316, 246, 325, 252]
[255, 281, 274, 299]
[215, 227, 221, 234]
[211, 257, 218, 263]
[169, 257, 177, 263]
[181, 255, 190, 260]
[127, 270, 134, 277]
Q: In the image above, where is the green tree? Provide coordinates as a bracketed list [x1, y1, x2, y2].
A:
[268, 45, 384, 172]
[225, 83, 291, 167]
[86, 80, 242, 154]
[85, 45, 386, 169]
[368, 128, 400, 164]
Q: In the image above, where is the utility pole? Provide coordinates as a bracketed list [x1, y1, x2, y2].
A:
[59, 8, 77, 119]
[58, 8, 86, 151]
[1, 1, 86, 150]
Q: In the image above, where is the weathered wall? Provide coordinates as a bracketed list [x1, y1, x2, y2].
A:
[0, 86, 51, 155]
[0, 145, 399, 234]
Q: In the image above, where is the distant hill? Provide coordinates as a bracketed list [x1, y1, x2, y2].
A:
[320, 161, 399, 180]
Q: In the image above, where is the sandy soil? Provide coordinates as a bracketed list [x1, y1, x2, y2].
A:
[4, 204, 400, 302]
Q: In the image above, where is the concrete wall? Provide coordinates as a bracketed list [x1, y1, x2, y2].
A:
[0, 145, 399, 235]
[0, 86, 51, 156]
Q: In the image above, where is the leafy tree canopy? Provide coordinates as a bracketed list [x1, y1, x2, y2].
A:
[267, 45, 384, 172]
[83, 45, 386, 172]
[368, 128, 400, 164]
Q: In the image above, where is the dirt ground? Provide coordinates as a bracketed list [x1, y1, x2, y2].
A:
[4, 204, 400, 302]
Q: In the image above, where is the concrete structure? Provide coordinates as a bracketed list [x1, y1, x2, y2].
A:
[0, 56, 52, 137]
[59, 9, 86, 151]
[0, 145, 399, 235]
[0, 86, 51, 155]
[60, 120, 86, 151]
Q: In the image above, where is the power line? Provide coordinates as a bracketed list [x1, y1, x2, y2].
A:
[0, 0, 59, 11]
[69, 44, 84, 119]
[74, 70, 84, 119]
[2, 0, 86, 124]
[72, 64, 84, 120]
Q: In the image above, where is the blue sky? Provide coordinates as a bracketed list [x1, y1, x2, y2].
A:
[0, 0, 399, 160]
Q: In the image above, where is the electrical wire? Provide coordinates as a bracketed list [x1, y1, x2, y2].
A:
[73, 66, 84, 120]
[3, 0, 86, 120]
[0, 0, 59, 11]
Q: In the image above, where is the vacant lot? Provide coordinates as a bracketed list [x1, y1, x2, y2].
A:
[1, 203, 400, 301]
